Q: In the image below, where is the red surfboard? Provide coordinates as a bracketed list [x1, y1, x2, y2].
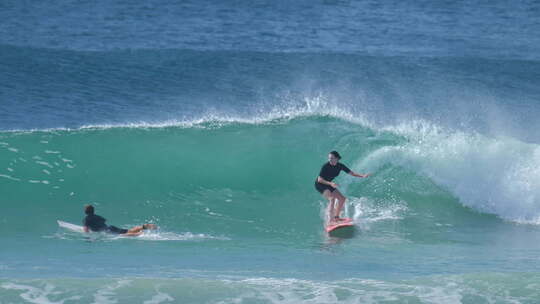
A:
[325, 217, 354, 233]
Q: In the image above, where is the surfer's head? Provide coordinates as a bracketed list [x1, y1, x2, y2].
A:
[84, 204, 95, 215]
[328, 151, 341, 165]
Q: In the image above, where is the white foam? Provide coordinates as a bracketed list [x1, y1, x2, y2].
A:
[220, 277, 467, 304]
[52, 227, 229, 242]
[0, 96, 371, 133]
[0, 174, 20, 181]
[364, 119, 540, 224]
[35, 161, 53, 168]
[348, 197, 406, 224]
[2, 275, 534, 304]
[134, 231, 230, 241]
[219, 275, 536, 304]
[93, 280, 131, 304]
[318, 196, 405, 234]
[142, 290, 174, 304]
[1, 282, 82, 304]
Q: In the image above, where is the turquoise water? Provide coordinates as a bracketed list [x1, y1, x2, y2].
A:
[2, 0, 540, 303]
[3, 117, 540, 302]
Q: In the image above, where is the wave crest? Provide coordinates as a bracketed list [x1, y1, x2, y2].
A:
[362, 120, 540, 224]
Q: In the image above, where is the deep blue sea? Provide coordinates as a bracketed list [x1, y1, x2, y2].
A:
[2, 1, 540, 303]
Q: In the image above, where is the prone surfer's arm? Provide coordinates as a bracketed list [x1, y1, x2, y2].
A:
[83, 226, 89, 233]
[349, 171, 370, 178]
[317, 176, 337, 187]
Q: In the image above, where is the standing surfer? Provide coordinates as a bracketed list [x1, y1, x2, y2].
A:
[315, 151, 369, 223]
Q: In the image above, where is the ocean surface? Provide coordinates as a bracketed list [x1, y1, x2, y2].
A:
[2, 1, 540, 303]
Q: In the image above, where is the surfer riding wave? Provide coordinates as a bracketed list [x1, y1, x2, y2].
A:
[315, 151, 369, 223]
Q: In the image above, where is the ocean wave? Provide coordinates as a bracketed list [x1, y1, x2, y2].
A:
[0, 96, 371, 133]
[2, 274, 539, 304]
[0, 110, 540, 224]
[3, 43, 539, 137]
[360, 120, 540, 224]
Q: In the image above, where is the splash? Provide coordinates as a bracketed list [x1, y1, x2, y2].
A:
[362, 120, 540, 224]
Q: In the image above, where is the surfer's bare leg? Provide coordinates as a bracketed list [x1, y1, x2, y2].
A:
[123, 224, 157, 236]
[322, 190, 335, 222]
[332, 189, 347, 219]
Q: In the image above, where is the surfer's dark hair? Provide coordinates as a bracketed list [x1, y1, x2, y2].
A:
[330, 151, 341, 160]
[84, 204, 95, 215]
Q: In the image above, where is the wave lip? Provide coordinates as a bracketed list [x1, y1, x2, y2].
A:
[1, 96, 372, 133]
[363, 120, 540, 225]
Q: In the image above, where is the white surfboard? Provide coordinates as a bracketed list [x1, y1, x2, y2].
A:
[57, 220, 85, 233]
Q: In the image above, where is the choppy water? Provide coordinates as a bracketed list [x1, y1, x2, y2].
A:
[2, 1, 540, 303]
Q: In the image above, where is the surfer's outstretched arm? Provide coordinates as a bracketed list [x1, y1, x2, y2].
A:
[348, 171, 369, 178]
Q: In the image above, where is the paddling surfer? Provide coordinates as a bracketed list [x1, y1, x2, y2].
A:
[315, 151, 369, 223]
[82, 204, 156, 236]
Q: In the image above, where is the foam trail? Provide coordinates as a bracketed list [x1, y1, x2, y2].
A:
[348, 198, 406, 224]
[134, 231, 230, 241]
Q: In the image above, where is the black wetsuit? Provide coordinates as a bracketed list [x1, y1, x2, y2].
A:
[314, 162, 351, 194]
[83, 214, 128, 234]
